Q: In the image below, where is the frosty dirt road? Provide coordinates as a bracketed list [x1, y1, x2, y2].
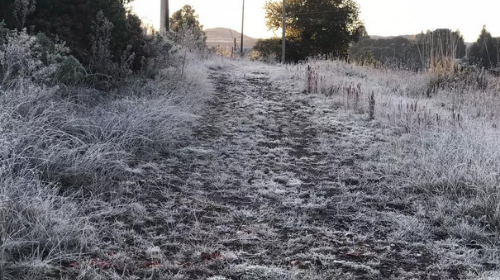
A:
[152, 64, 477, 280]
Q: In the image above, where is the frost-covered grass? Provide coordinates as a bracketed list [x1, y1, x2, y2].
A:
[270, 59, 500, 275]
[4, 32, 500, 278]
[0, 31, 213, 278]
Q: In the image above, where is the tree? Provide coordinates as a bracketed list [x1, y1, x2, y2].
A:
[169, 5, 206, 50]
[350, 36, 421, 69]
[263, 0, 364, 61]
[0, 0, 148, 72]
[350, 29, 467, 70]
[469, 26, 499, 69]
[415, 29, 466, 70]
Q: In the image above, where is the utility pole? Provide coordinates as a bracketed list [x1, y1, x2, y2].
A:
[166, 0, 169, 32]
[241, 0, 245, 56]
[160, 0, 169, 34]
[282, 0, 286, 63]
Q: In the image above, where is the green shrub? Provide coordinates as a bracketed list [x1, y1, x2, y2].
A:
[0, 29, 56, 87]
[252, 38, 306, 63]
[0, 0, 149, 73]
[54, 55, 86, 85]
[0, 27, 84, 88]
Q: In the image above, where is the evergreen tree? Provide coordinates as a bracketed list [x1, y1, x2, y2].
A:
[469, 26, 499, 69]
[169, 5, 206, 50]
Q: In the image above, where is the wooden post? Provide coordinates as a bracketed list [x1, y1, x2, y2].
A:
[241, 0, 245, 56]
[233, 38, 237, 59]
[282, 0, 286, 63]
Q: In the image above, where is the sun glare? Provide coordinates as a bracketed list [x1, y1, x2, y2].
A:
[131, 0, 499, 41]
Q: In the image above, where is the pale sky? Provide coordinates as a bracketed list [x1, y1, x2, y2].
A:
[130, 0, 500, 42]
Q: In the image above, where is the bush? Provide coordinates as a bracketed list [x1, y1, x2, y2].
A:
[0, 0, 150, 73]
[0, 28, 60, 87]
[0, 25, 88, 90]
[140, 33, 178, 78]
[252, 38, 306, 63]
[54, 55, 86, 85]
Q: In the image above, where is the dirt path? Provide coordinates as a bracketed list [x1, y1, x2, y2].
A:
[133, 64, 471, 280]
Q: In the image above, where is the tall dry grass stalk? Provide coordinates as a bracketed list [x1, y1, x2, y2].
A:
[274, 58, 500, 248]
[417, 30, 461, 72]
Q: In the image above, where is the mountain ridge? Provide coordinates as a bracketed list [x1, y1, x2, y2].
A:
[205, 27, 258, 49]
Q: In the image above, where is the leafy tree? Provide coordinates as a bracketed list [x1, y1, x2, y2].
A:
[469, 26, 499, 69]
[169, 5, 206, 50]
[263, 0, 364, 62]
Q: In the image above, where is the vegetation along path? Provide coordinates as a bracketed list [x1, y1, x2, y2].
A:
[131, 63, 457, 280]
[123, 63, 491, 280]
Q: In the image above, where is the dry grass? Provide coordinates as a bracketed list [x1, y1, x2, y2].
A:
[270, 59, 500, 277]
[0, 34, 213, 279]
[3, 28, 500, 278]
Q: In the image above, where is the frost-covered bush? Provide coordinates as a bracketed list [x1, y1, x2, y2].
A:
[170, 5, 207, 53]
[142, 34, 178, 78]
[0, 28, 61, 87]
[54, 55, 86, 85]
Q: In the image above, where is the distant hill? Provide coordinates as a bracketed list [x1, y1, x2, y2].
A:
[369, 35, 415, 40]
[205, 27, 258, 50]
